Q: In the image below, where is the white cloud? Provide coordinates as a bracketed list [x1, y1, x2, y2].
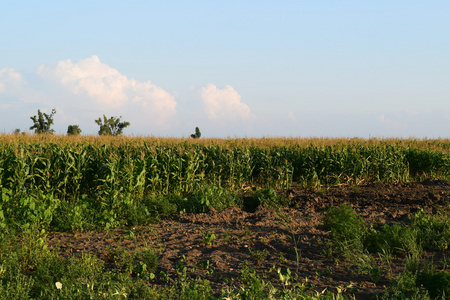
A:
[0, 68, 24, 94]
[36, 56, 177, 126]
[199, 84, 255, 122]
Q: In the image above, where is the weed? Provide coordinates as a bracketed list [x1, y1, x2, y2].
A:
[377, 248, 394, 278]
[239, 261, 259, 284]
[322, 204, 368, 257]
[103, 247, 158, 278]
[123, 229, 136, 240]
[222, 230, 231, 243]
[248, 247, 269, 266]
[199, 260, 215, 276]
[366, 224, 422, 258]
[242, 227, 252, 238]
[189, 186, 241, 213]
[411, 209, 449, 251]
[159, 270, 171, 283]
[420, 271, 450, 299]
[276, 209, 302, 271]
[202, 231, 216, 247]
[253, 188, 291, 208]
[277, 251, 287, 264]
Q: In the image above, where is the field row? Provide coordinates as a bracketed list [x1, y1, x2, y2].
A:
[1, 138, 449, 197]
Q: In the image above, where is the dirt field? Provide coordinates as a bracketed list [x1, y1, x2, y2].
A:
[47, 180, 449, 299]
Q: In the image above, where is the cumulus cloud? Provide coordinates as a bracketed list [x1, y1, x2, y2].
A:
[36, 56, 177, 126]
[199, 84, 255, 122]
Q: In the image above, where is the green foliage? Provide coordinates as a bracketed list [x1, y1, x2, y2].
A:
[188, 185, 241, 213]
[1, 137, 449, 203]
[405, 148, 450, 179]
[108, 247, 158, 279]
[383, 258, 449, 300]
[0, 229, 163, 299]
[0, 137, 449, 232]
[202, 232, 216, 247]
[29, 108, 56, 134]
[253, 188, 291, 208]
[420, 271, 450, 300]
[411, 209, 449, 251]
[50, 195, 96, 232]
[1, 189, 60, 231]
[95, 115, 130, 136]
[248, 247, 269, 265]
[322, 204, 368, 255]
[146, 194, 178, 219]
[319, 207, 449, 299]
[365, 210, 449, 259]
[66, 125, 82, 135]
[190, 127, 201, 139]
[365, 224, 422, 258]
[0, 135, 448, 299]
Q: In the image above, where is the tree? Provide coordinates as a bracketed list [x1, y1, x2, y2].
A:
[67, 125, 82, 135]
[30, 108, 56, 134]
[190, 127, 201, 139]
[95, 115, 130, 136]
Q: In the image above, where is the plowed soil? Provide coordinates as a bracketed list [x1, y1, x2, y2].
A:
[47, 180, 450, 299]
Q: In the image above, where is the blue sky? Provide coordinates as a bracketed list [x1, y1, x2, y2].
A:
[1, 1, 449, 138]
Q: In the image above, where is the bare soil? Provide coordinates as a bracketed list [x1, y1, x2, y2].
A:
[47, 180, 450, 299]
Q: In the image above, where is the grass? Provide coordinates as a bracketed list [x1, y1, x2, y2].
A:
[276, 209, 302, 272]
[321, 205, 449, 299]
[0, 228, 361, 299]
[1, 206, 447, 299]
[382, 257, 450, 300]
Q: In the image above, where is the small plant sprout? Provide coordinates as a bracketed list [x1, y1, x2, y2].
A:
[202, 232, 216, 246]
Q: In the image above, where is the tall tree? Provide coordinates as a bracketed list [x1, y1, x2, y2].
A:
[190, 127, 201, 139]
[95, 115, 130, 136]
[30, 109, 56, 134]
[67, 125, 82, 135]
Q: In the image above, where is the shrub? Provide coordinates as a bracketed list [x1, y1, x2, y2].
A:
[322, 204, 368, 255]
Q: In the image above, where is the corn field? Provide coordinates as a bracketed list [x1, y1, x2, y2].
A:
[0, 134, 449, 231]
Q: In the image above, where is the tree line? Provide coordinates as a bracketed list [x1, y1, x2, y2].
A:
[22, 108, 201, 138]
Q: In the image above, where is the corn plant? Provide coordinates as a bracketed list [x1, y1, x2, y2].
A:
[0, 135, 449, 231]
